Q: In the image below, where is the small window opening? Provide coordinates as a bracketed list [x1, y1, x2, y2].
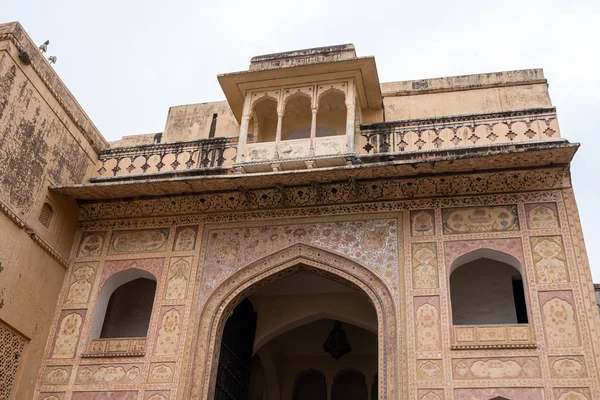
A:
[512, 277, 528, 323]
[209, 113, 218, 138]
[39, 202, 54, 228]
[100, 277, 156, 338]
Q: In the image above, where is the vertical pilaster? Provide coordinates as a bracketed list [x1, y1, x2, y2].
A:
[275, 112, 283, 159]
[236, 93, 253, 163]
[310, 107, 318, 155]
[345, 80, 356, 154]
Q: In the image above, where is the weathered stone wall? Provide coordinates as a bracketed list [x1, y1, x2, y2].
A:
[33, 184, 600, 399]
[0, 22, 103, 399]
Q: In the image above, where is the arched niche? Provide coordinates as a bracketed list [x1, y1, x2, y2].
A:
[186, 244, 399, 400]
[90, 268, 157, 339]
[252, 96, 278, 143]
[316, 89, 346, 137]
[332, 368, 368, 400]
[282, 92, 312, 140]
[293, 369, 327, 400]
[449, 249, 528, 325]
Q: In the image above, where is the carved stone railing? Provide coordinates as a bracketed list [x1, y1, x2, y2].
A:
[82, 337, 146, 358]
[245, 136, 346, 163]
[451, 324, 536, 350]
[95, 137, 237, 178]
[360, 108, 560, 154]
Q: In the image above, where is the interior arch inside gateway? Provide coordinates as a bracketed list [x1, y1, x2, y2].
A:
[214, 270, 379, 400]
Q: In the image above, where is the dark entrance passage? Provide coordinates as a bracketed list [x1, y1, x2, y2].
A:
[214, 299, 257, 400]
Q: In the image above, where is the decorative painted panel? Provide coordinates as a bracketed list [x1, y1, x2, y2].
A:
[76, 231, 107, 257]
[452, 357, 541, 379]
[412, 243, 438, 289]
[452, 324, 534, 349]
[454, 388, 544, 400]
[549, 356, 588, 379]
[442, 205, 519, 234]
[410, 210, 435, 236]
[531, 236, 569, 283]
[65, 262, 98, 305]
[84, 338, 146, 357]
[416, 359, 443, 381]
[172, 225, 198, 251]
[418, 389, 444, 400]
[539, 291, 580, 348]
[51, 309, 86, 359]
[42, 366, 72, 385]
[71, 392, 138, 400]
[414, 297, 441, 352]
[75, 363, 143, 385]
[108, 228, 170, 254]
[164, 256, 192, 300]
[39, 394, 65, 400]
[554, 388, 591, 400]
[525, 202, 560, 229]
[144, 391, 170, 400]
[202, 219, 399, 298]
[154, 306, 184, 356]
[147, 362, 175, 383]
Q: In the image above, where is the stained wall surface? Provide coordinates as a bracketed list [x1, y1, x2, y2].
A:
[0, 23, 103, 399]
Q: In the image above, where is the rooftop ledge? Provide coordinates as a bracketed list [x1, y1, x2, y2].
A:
[52, 140, 577, 201]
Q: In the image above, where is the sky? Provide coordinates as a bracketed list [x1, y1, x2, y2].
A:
[2, 0, 600, 278]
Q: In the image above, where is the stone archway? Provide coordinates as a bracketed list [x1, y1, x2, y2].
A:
[185, 244, 399, 399]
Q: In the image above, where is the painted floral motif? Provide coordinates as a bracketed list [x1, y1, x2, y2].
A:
[44, 367, 70, 384]
[66, 264, 96, 304]
[416, 303, 440, 351]
[203, 220, 399, 297]
[531, 236, 569, 283]
[558, 391, 589, 400]
[41, 396, 61, 400]
[417, 360, 442, 380]
[412, 243, 438, 289]
[71, 392, 138, 400]
[147, 395, 167, 400]
[543, 297, 579, 348]
[149, 363, 174, 383]
[109, 228, 169, 254]
[93, 366, 125, 382]
[551, 358, 585, 378]
[52, 312, 83, 358]
[155, 309, 181, 355]
[165, 258, 191, 300]
[442, 205, 519, 234]
[421, 392, 441, 400]
[77, 232, 105, 257]
[527, 203, 560, 229]
[411, 210, 435, 236]
[173, 226, 198, 251]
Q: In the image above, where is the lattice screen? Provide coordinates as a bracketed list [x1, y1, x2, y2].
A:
[38, 202, 54, 228]
[0, 321, 27, 399]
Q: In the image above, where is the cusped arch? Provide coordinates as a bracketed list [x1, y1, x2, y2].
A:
[283, 90, 313, 109]
[186, 244, 399, 400]
[251, 93, 279, 112]
[317, 87, 346, 104]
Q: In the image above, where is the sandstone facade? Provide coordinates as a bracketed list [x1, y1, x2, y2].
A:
[1, 22, 599, 400]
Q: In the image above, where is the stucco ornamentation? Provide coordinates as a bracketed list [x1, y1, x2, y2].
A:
[165, 257, 192, 300]
[526, 202, 560, 229]
[155, 308, 182, 355]
[415, 301, 441, 352]
[412, 243, 438, 289]
[542, 296, 579, 348]
[531, 236, 569, 283]
[66, 263, 97, 304]
[51, 311, 84, 359]
[109, 229, 170, 254]
[442, 205, 519, 234]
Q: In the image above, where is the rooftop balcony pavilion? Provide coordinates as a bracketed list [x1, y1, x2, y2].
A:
[53, 43, 576, 201]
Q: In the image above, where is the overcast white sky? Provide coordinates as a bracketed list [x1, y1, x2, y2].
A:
[3, 0, 600, 278]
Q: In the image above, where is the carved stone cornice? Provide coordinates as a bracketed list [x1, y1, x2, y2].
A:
[76, 166, 570, 222]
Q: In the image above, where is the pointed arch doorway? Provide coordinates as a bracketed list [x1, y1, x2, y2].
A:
[185, 244, 400, 400]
